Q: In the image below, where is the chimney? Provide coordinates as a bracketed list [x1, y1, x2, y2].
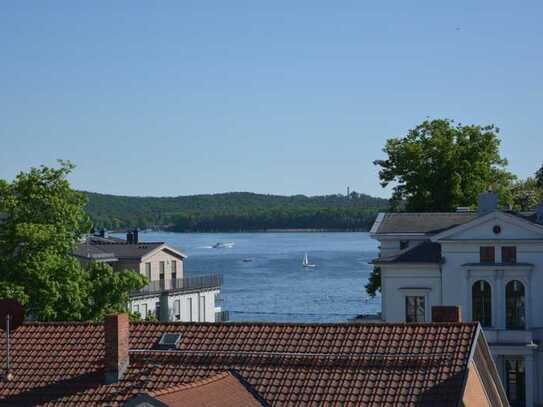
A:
[432, 306, 462, 323]
[133, 228, 139, 244]
[126, 231, 133, 243]
[477, 192, 498, 215]
[104, 314, 129, 384]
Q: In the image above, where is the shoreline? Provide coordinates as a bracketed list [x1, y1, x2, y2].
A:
[113, 228, 370, 234]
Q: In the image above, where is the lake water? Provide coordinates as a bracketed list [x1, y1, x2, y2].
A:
[134, 232, 380, 323]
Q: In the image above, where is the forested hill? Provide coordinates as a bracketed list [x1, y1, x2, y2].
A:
[84, 191, 389, 232]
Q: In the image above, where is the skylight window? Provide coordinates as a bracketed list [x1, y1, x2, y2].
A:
[155, 332, 182, 350]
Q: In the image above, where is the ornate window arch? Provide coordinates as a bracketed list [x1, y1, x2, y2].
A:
[472, 280, 492, 327]
[506, 280, 525, 329]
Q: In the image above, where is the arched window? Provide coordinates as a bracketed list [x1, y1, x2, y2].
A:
[472, 280, 492, 327]
[506, 280, 525, 329]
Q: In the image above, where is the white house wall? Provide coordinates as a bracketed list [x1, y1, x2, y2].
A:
[129, 289, 219, 322]
[380, 265, 441, 322]
[138, 249, 184, 281]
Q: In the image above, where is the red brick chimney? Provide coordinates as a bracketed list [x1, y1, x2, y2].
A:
[432, 306, 462, 323]
[104, 313, 129, 384]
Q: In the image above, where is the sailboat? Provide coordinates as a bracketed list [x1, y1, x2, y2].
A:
[302, 252, 316, 268]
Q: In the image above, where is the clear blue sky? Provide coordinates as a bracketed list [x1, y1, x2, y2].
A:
[1, 1, 542, 198]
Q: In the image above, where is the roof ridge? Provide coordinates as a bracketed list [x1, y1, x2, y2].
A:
[23, 321, 101, 326]
[129, 321, 477, 328]
[386, 212, 475, 216]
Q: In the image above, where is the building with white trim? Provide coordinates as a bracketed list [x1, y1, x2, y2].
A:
[75, 230, 226, 322]
[370, 193, 543, 407]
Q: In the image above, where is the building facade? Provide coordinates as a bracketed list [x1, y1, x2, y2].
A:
[75, 231, 226, 322]
[371, 193, 543, 407]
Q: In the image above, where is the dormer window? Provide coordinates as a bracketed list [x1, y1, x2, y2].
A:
[502, 246, 517, 264]
[480, 247, 495, 263]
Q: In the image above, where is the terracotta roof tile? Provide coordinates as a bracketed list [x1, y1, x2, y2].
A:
[143, 371, 265, 406]
[0, 321, 479, 406]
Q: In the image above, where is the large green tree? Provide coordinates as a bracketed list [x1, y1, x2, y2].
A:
[0, 161, 145, 321]
[374, 119, 515, 211]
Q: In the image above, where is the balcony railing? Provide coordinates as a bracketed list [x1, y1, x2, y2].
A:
[215, 310, 229, 322]
[131, 273, 222, 297]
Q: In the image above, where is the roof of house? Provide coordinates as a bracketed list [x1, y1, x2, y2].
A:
[374, 241, 442, 264]
[136, 371, 266, 407]
[73, 242, 119, 262]
[371, 212, 477, 235]
[0, 320, 491, 406]
[372, 209, 543, 236]
[75, 236, 186, 261]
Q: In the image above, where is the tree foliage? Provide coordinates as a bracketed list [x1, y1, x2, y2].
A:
[511, 178, 543, 211]
[84, 191, 389, 232]
[0, 161, 146, 321]
[374, 119, 515, 211]
[365, 267, 381, 298]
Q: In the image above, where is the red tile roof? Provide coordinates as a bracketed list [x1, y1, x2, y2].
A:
[0, 321, 481, 406]
[142, 371, 265, 407]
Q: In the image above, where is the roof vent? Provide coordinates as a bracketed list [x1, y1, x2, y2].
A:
[155, 333, 182, 350]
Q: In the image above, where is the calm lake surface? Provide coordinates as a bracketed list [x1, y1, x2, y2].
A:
[134, 232, 380, 323]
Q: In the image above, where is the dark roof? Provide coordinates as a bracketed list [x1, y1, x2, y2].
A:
[0, 320, 489, 406]
[371, 212, 477, 235]
[375, 241, 442, 264]
[73, 243, 118, 262]
[75, 236, 183, 261]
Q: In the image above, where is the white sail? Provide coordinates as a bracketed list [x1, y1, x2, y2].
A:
[303, 252, 309, 266]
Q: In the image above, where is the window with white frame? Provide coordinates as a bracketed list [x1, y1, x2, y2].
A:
[506, 280, 525, 330]
[405, 296, 425, 322]
[174, 299, 181, 321]
[141, 303, 148, 319]
[472, 280, 492, 327]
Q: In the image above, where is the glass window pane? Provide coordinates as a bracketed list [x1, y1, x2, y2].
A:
[480, 247, 495, 263]
[506, 280, 525, 329]
[405, 296, 425, 322]
[502, 247, 517, 264]
[505, 358, 525, 406]
[472, 280, 492, 327]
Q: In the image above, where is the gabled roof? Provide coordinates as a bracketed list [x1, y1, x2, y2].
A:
[137, 371, 267, 407]
[371, 212, 477, 235]
[73, 242, 119, 262]
[0, 320, 497, 406]
[374, 241, 442, 264]
[76, 236, 186, 261]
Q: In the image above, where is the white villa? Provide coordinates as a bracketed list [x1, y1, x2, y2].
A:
[370, 192, 543, 407]
[75, 230, 226, 323]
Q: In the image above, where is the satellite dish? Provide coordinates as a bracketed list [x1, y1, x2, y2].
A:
[0, 299, 24, 331]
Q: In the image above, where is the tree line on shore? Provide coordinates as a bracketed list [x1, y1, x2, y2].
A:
[2, 118, 543, 321]
[84, 191, 389, 232]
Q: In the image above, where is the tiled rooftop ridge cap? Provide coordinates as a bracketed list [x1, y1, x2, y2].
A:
[20, 320, 478, 327]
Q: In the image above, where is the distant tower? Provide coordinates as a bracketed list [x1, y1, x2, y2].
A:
[347, 186, 350, 199]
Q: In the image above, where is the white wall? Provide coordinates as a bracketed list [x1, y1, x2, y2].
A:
[129, 289, 219, 322]
[380, 265, 441, 322]
[138, 249, 184, 281]
[375, 211, 543, 406]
